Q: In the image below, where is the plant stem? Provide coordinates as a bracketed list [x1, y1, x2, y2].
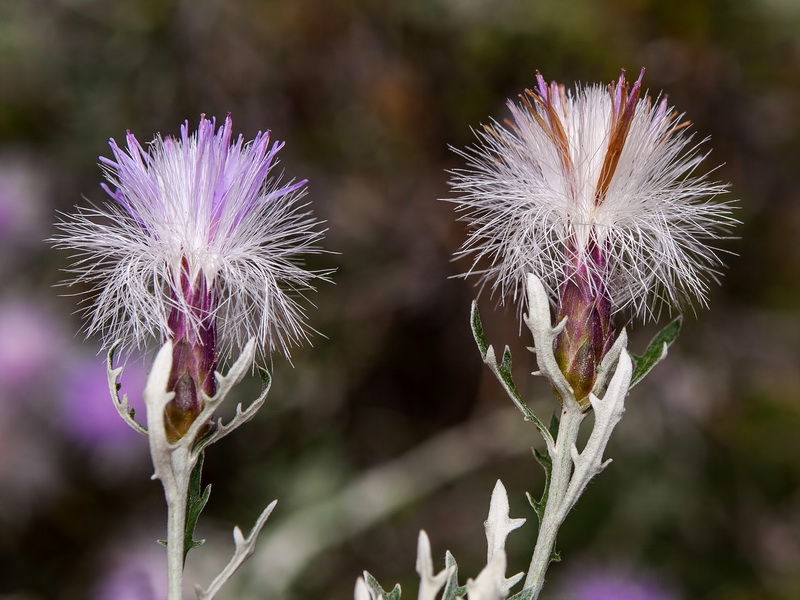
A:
[141, 342, 194, 600]
[136, 340, 276, 599]
[525, 404, 585, 596]
[164, 448, 192, 600]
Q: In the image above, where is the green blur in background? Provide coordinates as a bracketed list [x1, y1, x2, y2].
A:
[0, 0, 798, 599]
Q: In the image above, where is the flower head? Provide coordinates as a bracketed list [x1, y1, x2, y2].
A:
[53, 115, 325, 438]
[449, 69, 735, 319]
[55, 114, 324, 357]
[450, 69, 735, 404]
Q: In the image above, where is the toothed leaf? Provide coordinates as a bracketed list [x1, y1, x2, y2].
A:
[363, 571, 401, 600]
[108, 344, 118, 365]
[630, 317, 682, 387]
[183, 452, 211, 563]
[528, 447, 553, 525]
[495, 345, 544, 429]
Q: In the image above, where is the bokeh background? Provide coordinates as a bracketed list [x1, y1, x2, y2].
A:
[1, 0, 798, 598]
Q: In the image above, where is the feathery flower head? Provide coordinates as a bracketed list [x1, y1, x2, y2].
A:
[450, 69, 735, 403]
[54, 115, 325, 438]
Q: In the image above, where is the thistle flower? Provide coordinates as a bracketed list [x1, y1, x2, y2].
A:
[450, 69, 735, 402]
[53, 115, 325, 438]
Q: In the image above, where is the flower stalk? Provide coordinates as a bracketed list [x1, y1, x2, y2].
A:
[471, 274, 636, 598]
[521, 277, 633, 596]
[140, 346, 193, 599]
[524, 405, 583, 593]
[109, 338, 276, 600]
[523, 274, 632, 597]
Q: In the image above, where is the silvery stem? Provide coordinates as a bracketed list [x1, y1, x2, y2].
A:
[143, 342, 196, 600]
[524, 349, 633, 597]
[524, 405, 584, 595]
[519, 274, 632, 597]
[165, 452, 192, 600]
[130, 338, 272, 600]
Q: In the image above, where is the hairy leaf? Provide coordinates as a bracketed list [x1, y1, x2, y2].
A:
[470, 300, 489, 358]
[509, 588, 535, 600]
[442, 551, 467, 600]
[630, 317, 682, 387]
[363, 571, 402, 600]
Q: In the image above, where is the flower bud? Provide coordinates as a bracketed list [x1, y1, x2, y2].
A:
[553, 244, 615, 409]
[164, 259, 217, 442]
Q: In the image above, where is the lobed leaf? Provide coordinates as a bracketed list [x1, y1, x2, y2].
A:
[528, 447, 553, 526]
[363, 571, 402, 600]
[471, 302, 554, 449]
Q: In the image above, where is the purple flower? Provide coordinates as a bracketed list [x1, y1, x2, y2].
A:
[54, 115, 325, 358]
[53, 115, 326, 439]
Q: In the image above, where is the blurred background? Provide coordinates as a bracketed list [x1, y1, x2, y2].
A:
[0, 0, 798, 598]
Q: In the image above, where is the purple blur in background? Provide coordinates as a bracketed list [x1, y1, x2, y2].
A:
[0, 300, 66, 399]
[556, 566, 679, 600]
[60, 353, 147, 447]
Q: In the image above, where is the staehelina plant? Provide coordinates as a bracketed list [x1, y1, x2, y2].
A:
[52, 115, 328, 599]
[355, 69, 736, 600]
